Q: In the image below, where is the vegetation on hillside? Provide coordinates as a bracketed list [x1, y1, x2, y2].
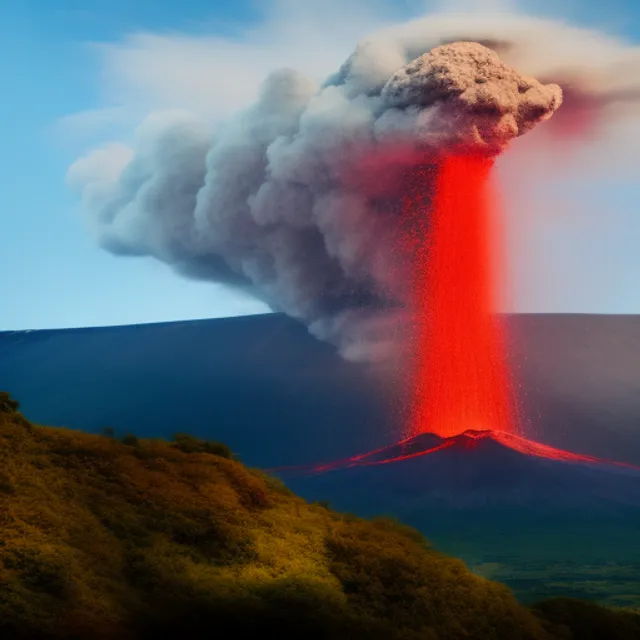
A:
[0, 391, 638, 639]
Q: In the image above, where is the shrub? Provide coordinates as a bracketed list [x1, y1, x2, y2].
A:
[0, 391, 20, 414]
[0, 473, 15, 494]
[533, 598, 640, 640]
[121, 433, 139, 447]
[1, 547, 71, 598]
[370, 516, 429, 546]
[171, 433, 234, 459]
[251, 470, 294, 496]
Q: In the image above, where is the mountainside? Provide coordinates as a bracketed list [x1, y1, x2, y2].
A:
[7, 398, 634, 640]
[2, 313, 640, 468]
[0, 314, 392, 469]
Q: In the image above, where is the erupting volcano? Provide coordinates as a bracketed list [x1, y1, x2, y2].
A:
[273, 43, 639, 479]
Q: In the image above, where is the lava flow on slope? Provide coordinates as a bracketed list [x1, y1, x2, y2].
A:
[270, 429, 640, 476]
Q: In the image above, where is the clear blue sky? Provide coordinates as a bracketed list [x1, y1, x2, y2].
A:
[2, 0, 640, 331]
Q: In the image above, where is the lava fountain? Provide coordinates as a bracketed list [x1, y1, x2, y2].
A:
[409, 154, 516, 438]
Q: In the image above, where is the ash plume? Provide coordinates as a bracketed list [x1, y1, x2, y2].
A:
[381, 42, 561, 154]
[69, 14, 640, 361]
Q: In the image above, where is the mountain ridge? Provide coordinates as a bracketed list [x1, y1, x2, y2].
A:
[3, 312, 640, 468]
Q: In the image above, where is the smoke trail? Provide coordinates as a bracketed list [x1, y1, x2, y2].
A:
[68, 13, 640, 361]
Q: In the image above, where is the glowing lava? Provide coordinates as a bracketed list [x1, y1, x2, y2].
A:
[270, 429, 640, 476]
[409, 154, 516, 438]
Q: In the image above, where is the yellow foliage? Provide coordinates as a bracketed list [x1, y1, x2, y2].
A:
[0, 403, 638, 639]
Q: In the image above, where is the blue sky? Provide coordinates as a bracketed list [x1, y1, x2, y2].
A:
[1, 0, 270, 331]
[2, 0, 640, 331]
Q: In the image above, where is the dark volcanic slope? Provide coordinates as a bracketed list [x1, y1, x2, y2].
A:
[1, 313, 640, 467]
[0, 314, 395, 468]
[278, 430, 640, 512]
[508, 314, 640, 466]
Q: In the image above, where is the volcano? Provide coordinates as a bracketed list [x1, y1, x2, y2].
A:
[276, 430, 640, 512]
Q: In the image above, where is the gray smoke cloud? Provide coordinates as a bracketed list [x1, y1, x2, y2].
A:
[68, 13, 640, 361]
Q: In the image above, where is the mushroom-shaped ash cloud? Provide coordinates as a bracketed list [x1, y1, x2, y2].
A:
[381, 42, 563, 154]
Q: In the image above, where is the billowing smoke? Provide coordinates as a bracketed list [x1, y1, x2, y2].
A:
[69, 13, 640, 361]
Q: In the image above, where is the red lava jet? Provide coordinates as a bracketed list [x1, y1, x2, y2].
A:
[408, 153, 515, 439]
